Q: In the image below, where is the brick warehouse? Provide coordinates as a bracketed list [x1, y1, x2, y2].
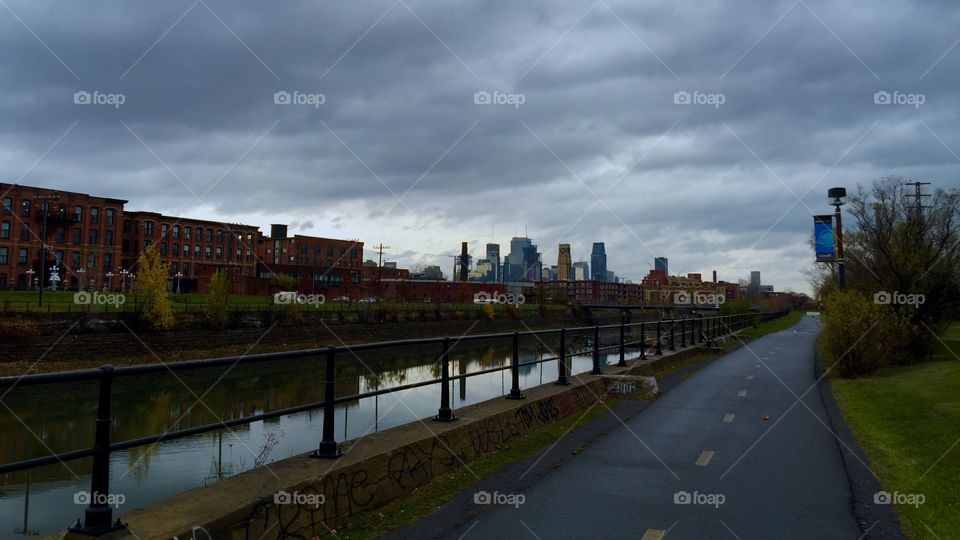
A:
[0, 183, 364, 295]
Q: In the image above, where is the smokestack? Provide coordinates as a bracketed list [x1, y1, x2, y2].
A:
[712, 270, 717, 283]
[459, 242, 469, 282]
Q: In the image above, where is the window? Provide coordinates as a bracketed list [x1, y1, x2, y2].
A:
[339, 247, 346, 256]
[194, 245, 200, 257]
[122, 239, 130, 253]
[235, 249, 241, 261]
[104, 230, 113, 246]
[103, 253, 112, 270]
[195, 227, 202, 240]
[0, 221, 9, 239]
[205, 246, 211, 258]
[2, 197, 11, 215]
[171, 262, 178, 274]
[88, 229, 98, 245]
[205, 228, 212, 241]
[105, 208, 115, 225]
[20, 224, 29, 241]
[172, 243, 179, 256]
[172, 225, 179, 239]
[184, 227, 191, 240]
[160, 243, 167, 256]
[55, 227, 65, 243]
[21, 200, 30, 217]
[351, 248, 358, 257]
[215, 247, 222, 259]
[87, 253, 96, 269]
[123, 219, 131, 233]
[0, 247, 7, 264]
[73, 228, 82, 244]
[183, 244, 190, 257]
[18, 248, 28, 264]
[327, 246, 333, 256]
[144, 221, 154, 235]
[216, 229, 223, 242]
[70, 252, 80, 269]
[90, 207, 99, 224]
[300, 244, 308, 255]
[161, 224, 168, 237]
[73, 206, 83, 221]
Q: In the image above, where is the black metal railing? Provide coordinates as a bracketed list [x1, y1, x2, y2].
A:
[0, 310, 788, 535]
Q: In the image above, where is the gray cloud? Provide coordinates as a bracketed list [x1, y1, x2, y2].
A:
[3, 0, 960, 292]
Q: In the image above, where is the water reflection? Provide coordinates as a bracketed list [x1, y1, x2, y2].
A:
[0, 328, 641, 536]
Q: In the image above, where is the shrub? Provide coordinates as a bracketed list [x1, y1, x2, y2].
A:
[205, 270, 230, 329]
[137, 246, 174, 330]
[820, 290, 914, 377]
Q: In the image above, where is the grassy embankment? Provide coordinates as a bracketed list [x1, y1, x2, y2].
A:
[828, 325, 960, 539]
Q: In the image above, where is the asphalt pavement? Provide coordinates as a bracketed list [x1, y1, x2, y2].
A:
[386, 315, 904, 539]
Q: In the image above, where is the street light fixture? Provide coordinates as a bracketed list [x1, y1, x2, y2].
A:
[175, 271, 183, 294]
[828, 187, 847, 289]
[105, 271, 114, 292]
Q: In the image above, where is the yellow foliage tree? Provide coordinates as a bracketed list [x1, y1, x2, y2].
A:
[136, 246, 174, 330]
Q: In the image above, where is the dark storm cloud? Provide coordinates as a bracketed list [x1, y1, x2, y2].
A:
[2, 0, 960, 291]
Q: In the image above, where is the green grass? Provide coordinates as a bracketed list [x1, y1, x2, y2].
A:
[737, 310, 805, 339]
[830, 338, 960, 539]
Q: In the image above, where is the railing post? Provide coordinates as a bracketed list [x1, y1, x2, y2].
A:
[668, 319, 676, 351]
[312, 346, 342, 458]
[69, 365, 125, 536]
[618, 312, 627, 367]
[556, 328, 570, 385]
[639, 322, 646, 359]
[655, 319, 663, 355]
[434, 337, 457, 421]
[591, 325, 603, 374]
[507, 332, 525, 399]
[680, 316, 687, 347]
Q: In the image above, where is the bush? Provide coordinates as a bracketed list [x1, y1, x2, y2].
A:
[205, 270, 230, 329]
[820, 290, 914, 377]
[137, 246, 174, 330]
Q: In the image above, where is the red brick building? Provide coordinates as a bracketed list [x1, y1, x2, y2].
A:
[541, 280, 643, 304]
[255, 224, 363, 296]
[120, 211, 260, 293]
[1, 183, 126, 290]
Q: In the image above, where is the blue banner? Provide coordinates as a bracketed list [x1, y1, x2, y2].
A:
[814, 215, 834, 262]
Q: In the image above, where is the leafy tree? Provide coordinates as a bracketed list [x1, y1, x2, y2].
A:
[137, 246, 174, 330]
[841, 177, 960, 360]
[205, 269, 230, 329]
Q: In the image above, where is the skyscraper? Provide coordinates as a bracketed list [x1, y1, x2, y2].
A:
[486, 243, 500, 282]
[573, 261, 590, 281]
[750, 271, 761, 288]
[506, 237, 532, 281]
[557, 243, 572, 281]
[591, 243, 607, 282]
[655, 257, 668, 275]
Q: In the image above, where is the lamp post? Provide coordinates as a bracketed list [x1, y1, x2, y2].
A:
[105, 271, 114, 292]
[26, 268, 35, 291]
[175, 271, 183, 294]
[120, 268, 129, 293]
[828, 187, 847, 289]
[30, 195, 60, 306]
[77, 267, 86, 292]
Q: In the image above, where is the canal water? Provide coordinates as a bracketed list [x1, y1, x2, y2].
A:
[0, 328, 646, 536]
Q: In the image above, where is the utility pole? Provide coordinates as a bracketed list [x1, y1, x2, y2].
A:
[904, 181, 931, 221]
[373, 243, 389, 300]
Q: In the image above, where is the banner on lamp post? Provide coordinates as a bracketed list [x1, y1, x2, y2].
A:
[814, 215, 835, 262]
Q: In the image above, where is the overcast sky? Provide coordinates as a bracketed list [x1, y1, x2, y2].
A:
[3, 0, 959, 293]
